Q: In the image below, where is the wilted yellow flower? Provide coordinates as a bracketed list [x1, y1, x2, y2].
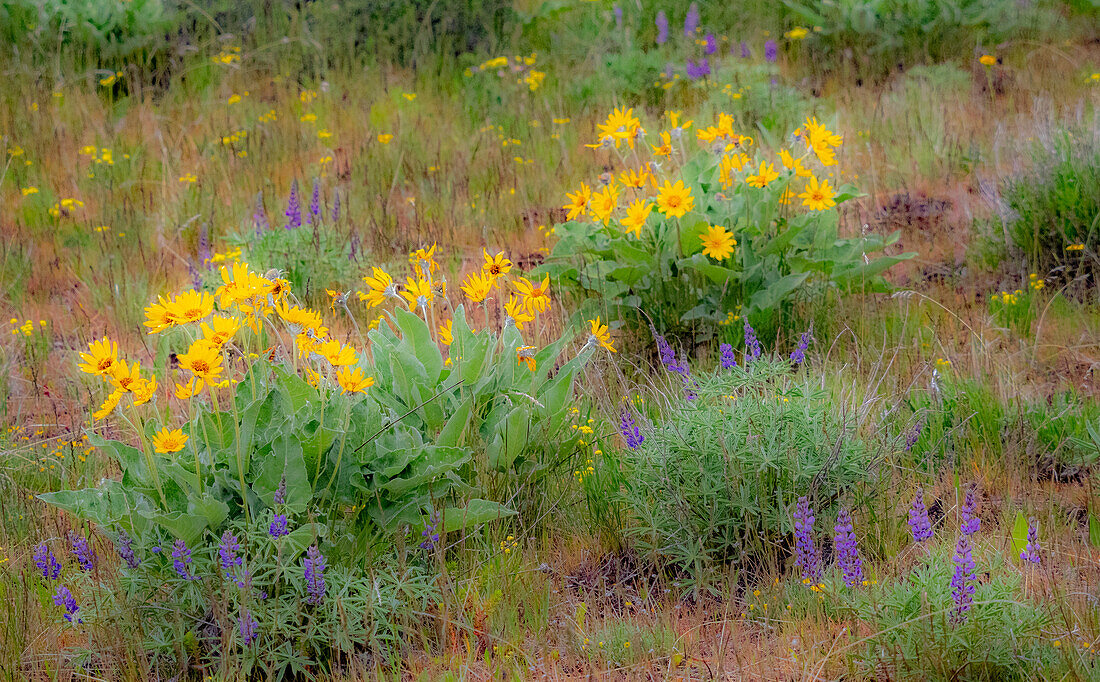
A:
[175, 377, 204, 399]
[651, 131, 673, 157]
[779, 149, 811, 177]
[516, 345, 537, 372]
[152, 428, 188, 454]
[132, 376, 158, 406]
[588, 317, 615, 353]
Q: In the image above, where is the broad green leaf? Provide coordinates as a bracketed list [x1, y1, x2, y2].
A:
[38, 481, 131, 527]
[443, 499, 517, 533]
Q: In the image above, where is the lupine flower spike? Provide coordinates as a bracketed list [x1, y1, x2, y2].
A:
[238, 608, 259, 645]
[53, 585, 81, 623]
[908, 490, 933, 542]
[1020, 517, 1041, 565]
[719, 343, 737, 369]
[116, 531, 140, 569]
[961, 486, 981, 536]
[619, 407, 644, 450]
[792, 496, 821, 583]
[172, 539, 198, 580]
[285, 179, 301, 230]
[790, 330, 812, 365]
[307, 178, 321, 223]
[420, 510, 441, 551]
[34, 542, 61, 580]
[743, 320, 762, 364]
[834, 507, 863, 587]
[219, 531, 244, 572]
[69, 533, 95, 571]
[655, 11, 669, 45]
[304, 545, 326, 604]
[950, 534, 976, 624]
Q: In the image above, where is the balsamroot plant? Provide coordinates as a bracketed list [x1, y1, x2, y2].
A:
[544, 108, 911, 338]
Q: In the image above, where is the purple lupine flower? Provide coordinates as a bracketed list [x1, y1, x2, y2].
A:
[53, 585, 80, 623]
[655, 11, 669, 44]
[1020, 517, 1041, 565]
[284, 179, 301, 230]
[238, 608, 259, 645]
[197, 223, 211, 266]
[420, 510, 441, 551]
[348, 231, 360, 262]
[950, 534, 976, 624]
[764, 40, 778, 63]
[685, 59, 711, 80]
[739, 41, 751, 58]
[189, 262, 203, 291]
[116, 531, 140, 569]
[219, 531, 244, 572]
[720, 343, 737, 369]
[663, 62, 675, 81]
[908, 490, 933, 543]
[253, 191, 269, 232]
[69, 533, 95, 572]
[792, 496, 821, 583]
[171, 539, 197, 580]
[269, 514, 289, 539]
[961, 487, 981, 536]
[683, 2, 699, 36]
[331, 189, 341, 222]
[704, 33, 717, 55]
[790, 330, 813, 365]
[307, 178, 321, 223]
[655, 334, 687, 375]
[904, 421, 923, 451]
[613, 5, 622, 29]
[34, 542, 61, 580]
[274, 474, 287, 505]
[303, 545, 326, 604]
[743, 320, 762, 363]
[834, 507, 863, 587]
[620, 407, 644, 450]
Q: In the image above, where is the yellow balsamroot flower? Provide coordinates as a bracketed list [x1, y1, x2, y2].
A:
[78, 337, 120, 377]
[785, 26, 808, 39]
[144, 296, 176, 333]
[152, 428, 188, 454]
[201, 316, 241, 348]
[336, 366, 374, 394]
[401, 277, 434, 310]
[409, 243, 438, 276]
[315, 339, 358, 366]
[979, 55, 996, 66]
[563, 183, 592, 221]
[803, 117, 842, 166]
[132, 376, 158, 406]
[596, 107, 642, 148]
[439, 319, 454, 345]
[461, 270, 494, 303]
[590, 183, 619, 226]
[656, 180, 695, 219]
[700, 225, 737, 261]
[798, 175, 837, 211]
[504, 296, 534, 330]
[620, 199, 654, 238]
[514, 275, 551, 314]
[178, 340, 224, 382]
[668, 110, 693, 132]
[275, 302, 326, 336]
[482, 250, 513, 278]
[175, 377, 204, 399]
[110, 360, 144, 393]
[164, 290, 215, 325]
[377, 133, 394, 144]
[651, 131, 673, 157]
[619, 167, 650, 189]
[588, 317, 616, 353]
[516, 345, 537, 372]
[21, 186, 38, 196]
[359, 267, 396, 307]
[719, 153, 751, 189]
[216, 262, 268, 309]
[179, 173, 197, 184]
[92, 390, 124, 420]
[745, 161, 779, 188]
[779, 149, 811, 177]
